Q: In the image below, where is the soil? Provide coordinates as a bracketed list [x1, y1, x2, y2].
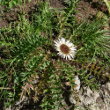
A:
[0, 0, 38, 27]
[0, 0, 109, 28]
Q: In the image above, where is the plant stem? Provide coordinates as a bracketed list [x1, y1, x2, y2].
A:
[103, 0, 110, 14]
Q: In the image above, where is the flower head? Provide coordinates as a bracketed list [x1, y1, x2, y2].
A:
[54, 38, 76, 60]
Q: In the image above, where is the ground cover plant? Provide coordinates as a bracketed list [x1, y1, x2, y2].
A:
[0, 0, 31, 8]
[0, 0, 110, 109]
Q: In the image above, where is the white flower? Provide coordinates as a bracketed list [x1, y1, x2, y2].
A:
[54, 38, 76, 60]
[74, 76, 80, 91]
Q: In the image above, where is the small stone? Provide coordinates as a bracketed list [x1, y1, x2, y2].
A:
[74, 76, 80, 92]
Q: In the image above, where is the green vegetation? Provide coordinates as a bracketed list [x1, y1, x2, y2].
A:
[103, 0, 110, 14]
[0, 0, 31, 8]
[0, 0, 110, 109]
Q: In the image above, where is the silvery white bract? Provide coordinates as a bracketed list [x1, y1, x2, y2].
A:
[54, 38, 76, 60]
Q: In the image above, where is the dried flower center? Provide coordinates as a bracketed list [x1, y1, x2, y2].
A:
[60, 44, 70, 54]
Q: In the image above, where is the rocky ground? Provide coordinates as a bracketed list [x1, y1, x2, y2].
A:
[70, 82, 110, 110]
[6, 82, 110, 110]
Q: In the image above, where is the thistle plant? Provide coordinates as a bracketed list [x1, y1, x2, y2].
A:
[0, 0, 110, 109]
[54, 38, 77, 60]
